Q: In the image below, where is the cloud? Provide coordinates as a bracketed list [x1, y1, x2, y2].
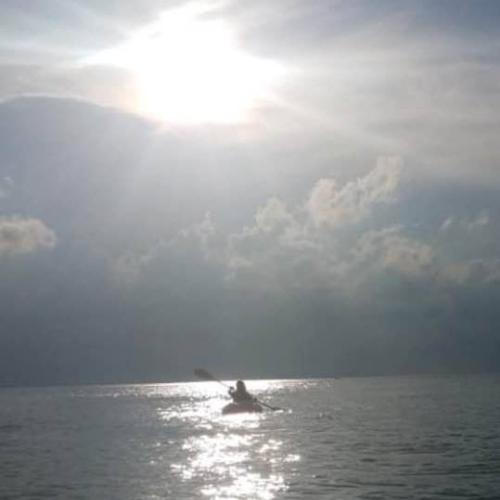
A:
[178, 212, 220, 261]
[223, 159, 499, 298]
[440, 210, 490, 232]
[353, 227, 434, 278]
[101, 150, 497, 305]
[306, 156, 401, 228]
[2, 5, 500, 383]
[0, 216, 56, 256]
[225, 158, 414, 290]
[254, 197, 295, 233]
[0, 92, 498, 382]
[112, 212, 223, 289]
[226, 197, 318, 288]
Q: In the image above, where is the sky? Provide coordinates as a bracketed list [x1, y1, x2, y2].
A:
[1, 0, 500, 385]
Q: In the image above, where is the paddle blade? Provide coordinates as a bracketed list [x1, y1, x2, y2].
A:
[194, 368, 216, 381]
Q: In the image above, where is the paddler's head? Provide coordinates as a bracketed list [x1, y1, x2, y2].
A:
[236, 380, 246, 391]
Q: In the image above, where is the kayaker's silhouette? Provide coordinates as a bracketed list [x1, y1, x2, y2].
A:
[228, 380, 256, 403]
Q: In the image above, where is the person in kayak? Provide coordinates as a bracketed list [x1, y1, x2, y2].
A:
[228, 380, 256, 403]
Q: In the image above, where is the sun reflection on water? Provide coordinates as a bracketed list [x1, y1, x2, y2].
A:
[172, 428, 286, 499]
[157, 380, 293, 499]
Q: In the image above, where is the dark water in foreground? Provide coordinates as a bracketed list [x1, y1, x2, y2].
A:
[1, 375, 500, 499]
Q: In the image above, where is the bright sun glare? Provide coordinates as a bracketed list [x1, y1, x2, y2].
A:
[87, 5, 284, 124]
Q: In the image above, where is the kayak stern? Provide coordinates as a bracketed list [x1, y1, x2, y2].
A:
[222, 401, 263, 415]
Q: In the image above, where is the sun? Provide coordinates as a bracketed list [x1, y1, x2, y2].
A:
[86, 5, 284, 125]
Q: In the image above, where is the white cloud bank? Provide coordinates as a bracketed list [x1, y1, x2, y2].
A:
[0, 216, 56, 256]
[113, 157, 409, 292]
[112, 155, 499, 296]
[307, 156, 401, 228]
[225, 156, 406, 289]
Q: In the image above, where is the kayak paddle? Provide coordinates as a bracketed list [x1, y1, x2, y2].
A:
[194, 368, 231, 388]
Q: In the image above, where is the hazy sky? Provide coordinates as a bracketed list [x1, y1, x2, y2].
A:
[1, 0, 499, 385]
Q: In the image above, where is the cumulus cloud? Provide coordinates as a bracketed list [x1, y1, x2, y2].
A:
[440, 210, 490, 232]
[226, 197, 328, 289]
[225, 159, 413, 290]
[353, 227, 434, 278]
[108, 156, 496, 302]
[306, 156, 401, 228]
[0, 216, 56, 256]
[254, 197, 295, 233]
[228, 198, 306, 260]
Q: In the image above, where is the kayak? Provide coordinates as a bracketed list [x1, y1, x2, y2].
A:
[222, 401, 263, 415]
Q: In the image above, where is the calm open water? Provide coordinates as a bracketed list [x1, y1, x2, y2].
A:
[1, 375, 500, 499]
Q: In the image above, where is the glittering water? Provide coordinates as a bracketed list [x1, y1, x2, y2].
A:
[1, 375, 500, 499]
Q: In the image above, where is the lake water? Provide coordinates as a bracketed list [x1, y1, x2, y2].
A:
[1, 374, 500, 499]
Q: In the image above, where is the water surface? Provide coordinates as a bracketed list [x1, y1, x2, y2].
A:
[1, 374, 500, 499]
